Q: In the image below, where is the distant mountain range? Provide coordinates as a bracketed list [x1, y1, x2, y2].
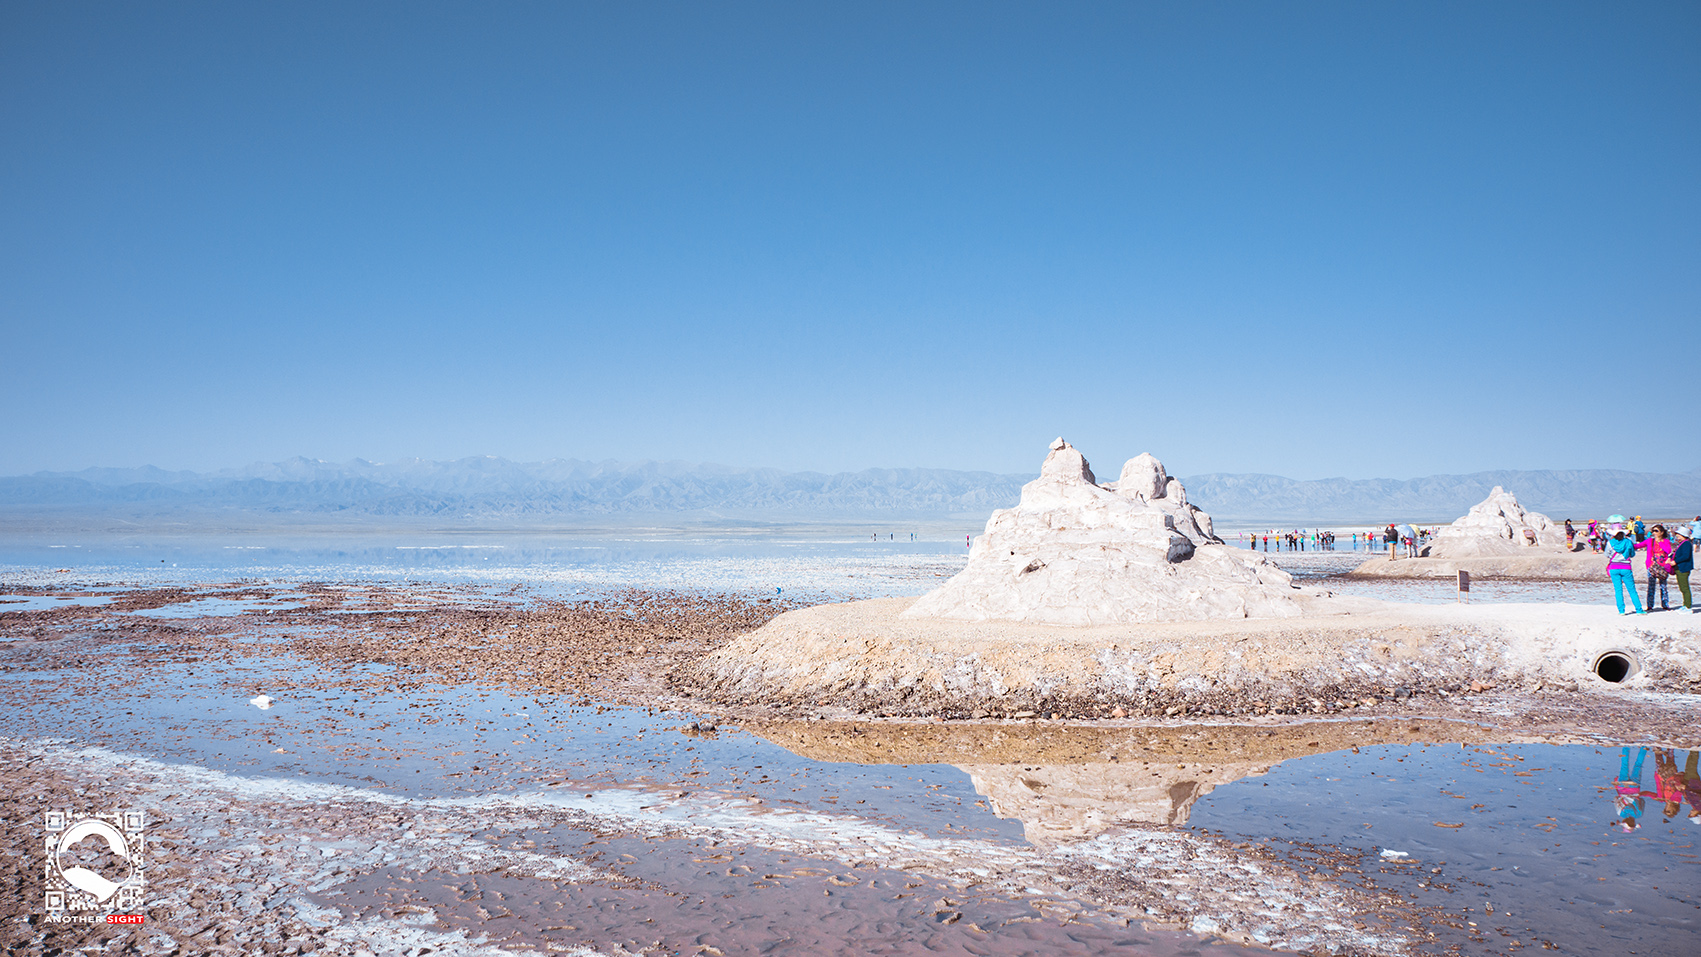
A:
[0, 457, 1030, 525]
[1, 456, 1697, 527]
[1185, 469, 1701, 524]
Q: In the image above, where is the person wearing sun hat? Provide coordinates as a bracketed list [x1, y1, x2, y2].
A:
[1605, 517, 1645, 614]
[1673, 524, 1695, 612]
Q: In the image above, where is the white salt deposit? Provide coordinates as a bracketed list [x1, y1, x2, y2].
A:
[1420, 486, 1567, 558]
[903, 439, 1331, 624]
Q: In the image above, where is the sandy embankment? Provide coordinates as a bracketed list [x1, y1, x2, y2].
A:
[688, 596, 1701, 716]
[1346, 550, 1618, 581]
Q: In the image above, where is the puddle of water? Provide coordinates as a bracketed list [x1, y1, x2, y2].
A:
[1189, 742, 1701, 955]
[746, 719, 1701, 954]
[118, 597, 305, 618]
[0, 644, 1023, 843]
[0, 593, 117, 612]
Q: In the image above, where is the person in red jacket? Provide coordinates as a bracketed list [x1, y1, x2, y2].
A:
[1645, 525, 1676, 611]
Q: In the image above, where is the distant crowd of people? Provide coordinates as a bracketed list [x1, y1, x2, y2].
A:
[1235, 513, 1697, 614]
[1240, 530, 1343, 551]
[1239, 526, 1431, 555]
[1613, 747, 1701, 831]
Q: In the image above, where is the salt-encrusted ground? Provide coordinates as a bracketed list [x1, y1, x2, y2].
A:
[4, 553, 1697, 957]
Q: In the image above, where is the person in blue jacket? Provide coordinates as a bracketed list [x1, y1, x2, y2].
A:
[1672, 525, 1695, 612]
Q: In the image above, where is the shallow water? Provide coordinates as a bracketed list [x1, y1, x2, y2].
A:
[1192, 742, 1700, 954]
[0, 592, 118, 611]
[1, 532, 968, 603]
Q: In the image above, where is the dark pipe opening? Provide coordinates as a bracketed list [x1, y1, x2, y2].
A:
[1594, 652, 1632, 683]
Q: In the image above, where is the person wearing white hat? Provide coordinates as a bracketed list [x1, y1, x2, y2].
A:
[1673, 524, 1695, 612]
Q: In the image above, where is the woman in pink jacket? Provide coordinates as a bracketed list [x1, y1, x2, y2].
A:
[1654, 749, 1687, 821]
[1645, 524, 1676, 611]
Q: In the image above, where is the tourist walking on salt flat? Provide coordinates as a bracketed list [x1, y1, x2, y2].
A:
[1673, 525, 1695, 612]
[1614, 747, 1649, 831]
[1645, 525, 1675, 611]
[1605, 519, 1645, 615]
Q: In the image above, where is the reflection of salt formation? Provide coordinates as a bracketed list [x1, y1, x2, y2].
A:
[1420, 487, 1566, 558]
[903, 438, 1323, 624]
[960, 760, 1271, 842]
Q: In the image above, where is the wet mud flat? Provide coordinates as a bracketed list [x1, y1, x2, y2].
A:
[2, 578, 1698, 956]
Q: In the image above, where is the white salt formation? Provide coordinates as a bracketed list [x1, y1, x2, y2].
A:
[1419, 486, 1566, 558]
[903, 438, 1321, 625]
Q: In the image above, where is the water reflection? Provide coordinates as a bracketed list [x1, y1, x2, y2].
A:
[750, 717, 1524, 842]
[1617, 746, 1701, 830]
[755, 721, 1701, 955]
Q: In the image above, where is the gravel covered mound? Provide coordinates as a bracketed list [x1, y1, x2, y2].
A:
[690, 596, 1701, 717]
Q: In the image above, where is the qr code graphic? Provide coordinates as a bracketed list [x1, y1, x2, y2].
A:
[44, 809, 146, 913]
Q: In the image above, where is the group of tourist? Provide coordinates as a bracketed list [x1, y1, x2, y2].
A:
[1378, 522, 1429, 558]
[1613, 747, 1701, 831]
[1239, 529, 1418, 552]
[1589, 514, 1697, 615]
[1236, 513, 1699, 616]
[1241, 530, 1341, 551]
[1566, 515, 1664, 553]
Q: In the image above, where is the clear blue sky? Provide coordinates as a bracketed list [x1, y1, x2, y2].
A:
[3, 2, 1697, 479]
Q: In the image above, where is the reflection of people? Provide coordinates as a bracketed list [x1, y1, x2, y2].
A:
[1606, 522, 1645, 615]
[1654, 749, 1686, 821]
[1613, 747, 1649, 831]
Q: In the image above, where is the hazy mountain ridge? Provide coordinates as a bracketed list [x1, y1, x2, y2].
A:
[1185, 469, 1701, 522]
[2, 457, 1697, 524]
[0, 457, 1033, 519]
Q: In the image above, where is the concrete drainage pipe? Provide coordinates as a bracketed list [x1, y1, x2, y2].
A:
[1591, 651, 1639, 684]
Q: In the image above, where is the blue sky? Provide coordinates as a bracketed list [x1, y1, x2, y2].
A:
[3, 2, 1697, 479]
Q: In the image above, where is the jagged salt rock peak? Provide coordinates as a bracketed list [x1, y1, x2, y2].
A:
[1419, 486, 1567, 558]
[903, 438, 1328, 625]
